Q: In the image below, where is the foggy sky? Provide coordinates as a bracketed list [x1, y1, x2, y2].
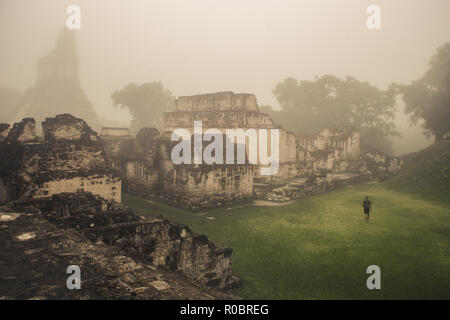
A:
[1, 0, 449, 154]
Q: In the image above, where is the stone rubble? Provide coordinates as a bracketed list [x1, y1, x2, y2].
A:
[0, 201, 238, 300]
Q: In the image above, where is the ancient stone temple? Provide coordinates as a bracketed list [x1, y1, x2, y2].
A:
[0, 113, 237, 298]
[14, 29, 100, 130]
[103, 126, 255, 211]
[104, 91, 403, 209]
[296, 128, 362, 176]
[164, 91, 298, 181]
[0, 114, 120, 203]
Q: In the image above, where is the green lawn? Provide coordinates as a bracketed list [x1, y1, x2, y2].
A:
[123, 182, 450, 299]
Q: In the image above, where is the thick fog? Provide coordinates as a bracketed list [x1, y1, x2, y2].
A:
[1, 0, 449, 154]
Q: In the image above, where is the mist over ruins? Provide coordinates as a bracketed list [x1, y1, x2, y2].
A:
[0, 1, 449, 301]
[4, 30, 100, 131]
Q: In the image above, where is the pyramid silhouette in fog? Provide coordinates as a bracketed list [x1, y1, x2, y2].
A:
[16, 29, 100, 130]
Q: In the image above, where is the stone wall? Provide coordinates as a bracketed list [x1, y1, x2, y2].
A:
[105, 91, 401, 208]
[175, 91, 258, 112]
[32, 176, 120, 202]
[0, 114, 121, 203]
[0, 123, 11, 142]
[296, 128, 363, 177]
[4, 118, 36, 143]
[42, 114, 99, 142]
[100, 127, 132, 138]
[364, 150, 404, 177]
[165, 93, 363, 183]
[0, 195, 237, 299]
[164, 92, 299, 183]
[35, 191, 235, 289]
[84, 219, 234, 288]
[260, 173, 371, 202]
[158, 163, 254, 211]
[163, 110, 276, 132]
[0, 113, 238, 293]
[104, 127, 161, 202]
[104, 123, 256, 211]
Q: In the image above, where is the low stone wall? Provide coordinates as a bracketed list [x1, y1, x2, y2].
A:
[156, 188, 254, 212]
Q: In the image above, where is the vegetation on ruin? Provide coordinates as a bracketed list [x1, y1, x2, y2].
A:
[124, 160, 450, 299]
[386, 139, 450, 202]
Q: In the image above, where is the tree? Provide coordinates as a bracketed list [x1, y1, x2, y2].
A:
[111, 82, 174, 133]
[271, 75, 398, 154]
[399, 42, 450, 140]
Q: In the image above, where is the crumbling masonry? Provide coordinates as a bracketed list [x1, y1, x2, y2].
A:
[104, 91, 403, 208]
[0, 114, 120, 203]
[0, 114, 237, 299]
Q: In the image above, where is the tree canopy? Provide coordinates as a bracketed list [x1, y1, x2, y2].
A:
[398, 42, 450, 140]
[269, 75, 397, 154]
[111, 82, 174, 134]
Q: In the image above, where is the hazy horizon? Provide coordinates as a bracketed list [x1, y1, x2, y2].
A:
[1, 0, 449, 154]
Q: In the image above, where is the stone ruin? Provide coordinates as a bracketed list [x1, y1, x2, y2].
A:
[0, 94, 405, 299]
[364, 150, 404, 181]
[163, 91, 298, 181]
[0, 113, 237, 299]
[105, 91, 403, 208]
[0, 114, 120, 203]
[0, 193, 237, 299]
[14, 29, 101, 130]
[103, 122, 255, 211]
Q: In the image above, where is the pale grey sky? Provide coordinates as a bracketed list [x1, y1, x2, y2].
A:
[1, 0, 449, 154]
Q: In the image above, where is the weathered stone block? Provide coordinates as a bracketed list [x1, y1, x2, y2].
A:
[175, 91, 258, 112]
[0, 114, 121, 203]
[0, 123, 10, 142]
[42, 113, 99, 142]
[25, 191, 236, 289]
[5, 118, 36, 143]
[100, 127, 132, 138]
[0, 199, 237, 299]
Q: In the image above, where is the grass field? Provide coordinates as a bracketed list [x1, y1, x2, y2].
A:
[123, 181, 450, 299]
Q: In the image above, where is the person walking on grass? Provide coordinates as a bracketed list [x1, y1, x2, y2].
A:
[363, 196, 372, 222]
